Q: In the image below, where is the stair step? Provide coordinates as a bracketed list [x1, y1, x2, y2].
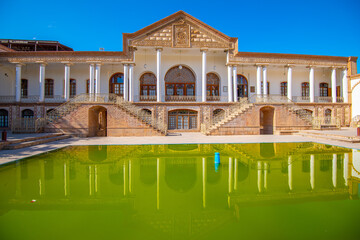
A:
[3, 135, 71, 150]
[296, 132, 360, 143]
[6, 133, 64, 144]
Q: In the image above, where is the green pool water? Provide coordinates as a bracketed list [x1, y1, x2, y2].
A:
[0, 142, 359, 240]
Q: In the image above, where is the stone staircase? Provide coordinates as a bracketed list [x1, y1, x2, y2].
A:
[201, 99, 254, 135]
[1, 133, 71, 150]
[43, 94, 167, 136]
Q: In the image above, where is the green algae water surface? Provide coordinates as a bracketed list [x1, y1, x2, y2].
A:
[0, 142, 360, 240]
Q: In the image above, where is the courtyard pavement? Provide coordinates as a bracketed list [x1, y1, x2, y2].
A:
[0, 128, 359, 165]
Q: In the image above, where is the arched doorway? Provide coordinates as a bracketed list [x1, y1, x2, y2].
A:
[140, 72, 156, 101]
[168, 109, 198, 130]
[260, 106, 274, 134]
[88, 106, 107, 137]
[237, 74, 248, 99]
[325, 109, 332, 124]
[165, 65, 196, 101]
[207, 73, 220, 101]
[109, 73, 124, 96]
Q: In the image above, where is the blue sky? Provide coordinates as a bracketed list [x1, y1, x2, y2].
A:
[1, 0, 359, 67]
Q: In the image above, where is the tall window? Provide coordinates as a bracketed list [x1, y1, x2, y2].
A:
[109, 73, 124, 96]
[140, 72, 156, 96]
[237, 75, 248, 98]
[22, 109, 34, 119]
[86, 79, 90, 94]
[165, 66, 196, 99]
[0, 109, 8, 127]
[320, 82, 329, 97]
[280, 82, 287, 96]
[70, 79, 76, 97]
[207, 73, 220, 98]
[45, 79, 54, 98]
[21, 79, 28, 98]
[261, 82, 270, 94]
[301, 82, 309, 97]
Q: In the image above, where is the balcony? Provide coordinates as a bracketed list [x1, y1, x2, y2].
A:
[0, 95, 66, 103]
[165, 95, 197, 102]
[292, 96, 310, 103]
[139, 95, 157, 102]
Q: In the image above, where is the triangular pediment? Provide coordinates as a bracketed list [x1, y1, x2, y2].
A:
[125, 11, 236, 50]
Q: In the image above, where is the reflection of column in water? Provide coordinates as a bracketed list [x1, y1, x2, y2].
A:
[288, 156, 293, 191]
[64, 162, 69, 197]
[89, 166, 93, 196]
[15, 161, 21, 197]
[310, 155, 315, 190]
[129, 160, 132, 193]
[344, 153, 349, 186]
[332, 154, 337, 188]
[202, 157, 206, 208]
[228, 157, 233, 193]
[257, 161, 262, 193]
[94, 165, 98, 194]
[123, 162, 127, 196]
[234, 158, 238, 191]
[264, 162, 269, 190]
[40, 160, 45, 196]
[157, 158, 160, 210]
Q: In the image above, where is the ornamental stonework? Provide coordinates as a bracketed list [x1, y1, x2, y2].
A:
[132, 26, 172, 47]
[172, 21, 190, 48]
[190, 26, 229, 48]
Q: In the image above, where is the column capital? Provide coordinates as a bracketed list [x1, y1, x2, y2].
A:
[37, 62, 47, 66]
[285, 64, 295, 68]
[306, 65, 315, 69]
[63, 62, 73, 67]
[12, 62, 25, 67]
[123, 63, 129, 67]
[155, 47, 163, 52]
[200, 48, 208, 52]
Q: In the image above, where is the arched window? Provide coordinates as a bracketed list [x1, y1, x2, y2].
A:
[165, 66, 196, 101]
[168, 110, 197, 130]
[320, 83, 329, 97]
[237, 75, 248, 98]
[109, 73, 124, 96]
[207, 73, 220, 100]
[21, 79, 28, 98]
[280, 82, 287, 96]
[302, 82, 309, 97]
[140, 72, 156, 97]
[0, 109, 9, 127]
[22, 109, 34, 119]
[70, 79, 76, 97]
[45, 79, 54, 98]
[325, 109, 332, 124]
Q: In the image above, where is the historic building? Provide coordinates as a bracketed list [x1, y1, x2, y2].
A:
[0, 11, 359, 136]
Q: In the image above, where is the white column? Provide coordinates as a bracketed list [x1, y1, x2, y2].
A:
[123, 64, 129, 101]
[233, 66, 238, 102]
[287, 66, 292, 101]
[89, 64, 95, 95]
[39, 63, 46, 102]
[234, 158, 238, 191]
[309, 67, 315, 103]
[201, 49, 207, 102]
[64, 64, 70, 101]
[288, 156, 293, 191]
[129, 64, 134, 102]
[310, 155, 315, 189]
[262, 66, 267, 95]
[227, 65, 233, 102]
[156, 48, 162, 102]
[344, 153, 349, 186]
[156, 158, 160, 210]
[264, 162, 269, 190]
[15, 64, 22, 102]
[342, 68, 348, 103]
[256, 65, 262, 95]
[331, 68, 337, 103]
[332, 154, 337, 188]
[95, 64, 101, 94]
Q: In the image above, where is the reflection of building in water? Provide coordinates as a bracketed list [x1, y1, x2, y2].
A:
[0, 143, 359, 238]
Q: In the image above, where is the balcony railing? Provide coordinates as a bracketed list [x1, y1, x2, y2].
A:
[292, 96, 310, 103]
[165, 95, 197, 102]
[139, 95, 157, 101]
[315, 96, 332, 103]
[249, 94, 291, 103]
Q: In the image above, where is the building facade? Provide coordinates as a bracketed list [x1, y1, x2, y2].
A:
[0, 11, 359, 136]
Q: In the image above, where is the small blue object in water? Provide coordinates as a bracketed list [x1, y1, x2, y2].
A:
[215, 152, 220, 164]
[215, 163, 220, 172]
